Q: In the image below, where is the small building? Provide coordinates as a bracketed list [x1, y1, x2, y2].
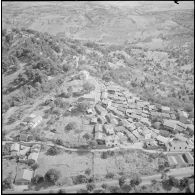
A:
[140, 117, 151, 127]
[163, 119, 177, 131]
[165, 141, 192, 152]
[19, 134, 33, 142]
[90, 117, 97, 125]
[156, 135, 170, 145]
[86, 108, 93, 114]
[167, 155, 178, 168]
[95, 131, 105, 144]
[175, 155, 187, 167]
[103, 124, 114, 135]
[105, 135, 119, 147]
[95, 104, 107, 116]
[94, 124, 103, 133]
[161, 113, 171, 119]
[182, 152, 194, 166]
[15, 169, 34, 185]
[19, 146, 30, 156]
[28, 152, 39, 162]
[97, 115, 107, 124]
[31, 144, 41, 153]
[161, 106, 170, 113]
[11, 143, 20, 152]
[28, 116, 42, 129]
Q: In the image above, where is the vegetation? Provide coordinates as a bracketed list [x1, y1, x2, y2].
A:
[46, 146, 61, 156]
[44, 169, 60, 184]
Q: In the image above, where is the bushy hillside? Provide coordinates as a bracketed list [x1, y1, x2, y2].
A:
[2, 25, 194, 116]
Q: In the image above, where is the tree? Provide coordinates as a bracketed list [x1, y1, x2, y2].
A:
[55, 138, 64, 146]
[31, 163, 39, 171]
[162, 178, 172, 191]
[65, 122, 77, 131]
[105, 172, 114, 179]
[83, 82, 95, 93]
[108, 186, 122, 193]
[3, 176, 12, 190]
[130, 175, 142, 188]
[31, 174, 44, 185]
[119, 176, 127, 187]
[86, 183, 96, 192]
[72, 175, 88, 185]
[46, 146, 61, 156]
[85, 168, 91, 176]
[44, 169, 60, 184]
[27, 159, 36, 166]
[121, 184, 132, 193]
[168, 176, 179, 188]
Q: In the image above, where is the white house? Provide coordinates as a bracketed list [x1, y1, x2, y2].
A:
[28, 116, 42, 129]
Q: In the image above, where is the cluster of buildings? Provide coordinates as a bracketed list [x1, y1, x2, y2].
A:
[86, 82, 194, 154]
[2, 142, 41, 185]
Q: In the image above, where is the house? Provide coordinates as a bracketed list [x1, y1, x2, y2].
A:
[97, 115, 107, 124]
[11, 143, 20, 152]
[105, 114, 118, 125]
[161, 106, 170, 113]
[105, 135, 119, 147]
[90, 117, 97, 125]
[94, 124, 103, 133]
[28, 116, 42, 129]
[165, 140, 192, 152]
[31, 144, 41, 153]
[19, 146, 30, 156]
[175, 134, 188, 142]
[95, 104, 107, 116]
[28, 152, 39, 162]
[19, 134, 33, 142]
[15, 169, 34, 185]
[127, 118, 133, 123]
[140, 117, 151, 126]
[163, 119, 177, 131]
[103, 124, 114, 135]
[170, 113, 176, 120]
[132, 130, 141, 139]
[156, 135, 171, 145]
[101, 92, 108, 100]
[86, 108, 93, 114]
[182, 152, 194, 166]
[175, 122, 187, 132]
[101, 99, 111, 108]
[161, 113, 171, 119]
[112, 109, 124, 118]
[95, 131, 105, 144]
[167, 155, 178, 168]
[175, 155, 187, 167]
[114, 126, 126, 133]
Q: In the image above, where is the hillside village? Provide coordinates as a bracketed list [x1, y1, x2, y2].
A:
[2, 1, 194, 193]
[2, 70, 194, 192]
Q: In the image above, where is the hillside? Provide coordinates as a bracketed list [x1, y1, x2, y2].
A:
[2, 2, 194, 194]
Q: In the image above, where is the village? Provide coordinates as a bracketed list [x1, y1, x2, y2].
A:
[2, 68, 194, 192]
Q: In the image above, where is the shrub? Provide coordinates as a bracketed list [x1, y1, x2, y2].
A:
[105, 172, 114, 179]
[130, 175, 142, 187]
[55, 138, 64, 146]
[31, 163, 39, 171]
[76, 189, 88, 193]
[27, 159, 35, 166]
[121, 184, 132, 193]
[101, 183, 108, 189]
[86, 183, 96, 192]
[85, 168, 91, 176]
[57, 189, 66, 193]
[3, 176, 12, 190]
[83, 82, 95, 93]
[46, 146, 61, 156]
[31, 174, 44, 185]
[72, 175, 88, 185]
[108, 186, 122, 193]
[44, 169, 60, 184]
[119, 176, 127, 187]
[65, 122, 77, 131]
[101, 152, 108, 159]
